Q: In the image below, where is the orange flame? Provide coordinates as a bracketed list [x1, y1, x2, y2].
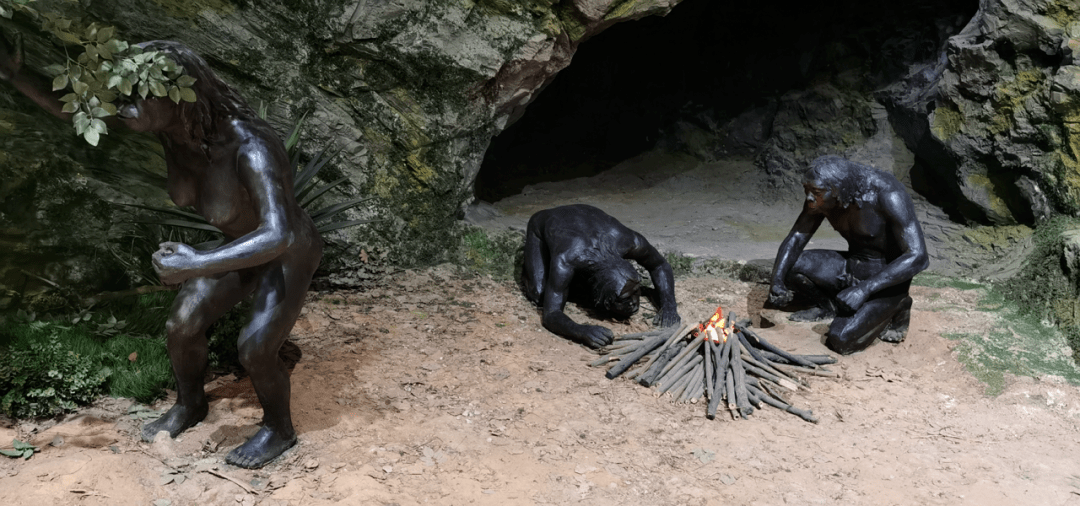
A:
[695, 306, 729, 344]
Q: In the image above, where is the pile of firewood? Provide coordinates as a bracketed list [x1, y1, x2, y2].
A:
[591, 307, 837, 423]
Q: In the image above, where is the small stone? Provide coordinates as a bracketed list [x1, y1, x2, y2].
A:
[304, 458, 320, 470]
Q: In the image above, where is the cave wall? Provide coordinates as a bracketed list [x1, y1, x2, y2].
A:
[0, 0, 681, 308]
[884, 0, 1080, 225]
[2, 0, 1080, 308]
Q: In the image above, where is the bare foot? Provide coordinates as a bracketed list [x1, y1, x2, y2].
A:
[879, 328, 906, 343]
[225, 426, 296, 469]
[141, 402, 208, 442]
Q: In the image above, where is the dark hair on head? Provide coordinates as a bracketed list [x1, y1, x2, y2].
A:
[137, 40, 256, 145]
[587, 261, 640, 309]
[803, 155, 873, 208]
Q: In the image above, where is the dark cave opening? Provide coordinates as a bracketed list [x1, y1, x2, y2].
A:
[474, 0, 978, 204]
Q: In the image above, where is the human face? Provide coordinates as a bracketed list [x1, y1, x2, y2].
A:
[116, 96, 181, 134]
[803, 181, 837, 213]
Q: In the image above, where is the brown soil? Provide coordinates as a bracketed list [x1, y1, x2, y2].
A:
[2, 266, 1079, 506]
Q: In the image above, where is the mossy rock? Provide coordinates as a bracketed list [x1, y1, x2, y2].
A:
[999, 217, 1080, 359]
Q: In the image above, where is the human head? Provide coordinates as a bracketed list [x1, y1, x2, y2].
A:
[588, 261, 641, 319]
[803, 155, 867, 210]
[120, 41, 254, 141]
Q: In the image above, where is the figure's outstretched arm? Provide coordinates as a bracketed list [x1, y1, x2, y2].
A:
[623, 232, 680, 327]
[836, 190, 928, 312]
[153, 140, 293, 284]
[769, 206, 824, 305]
[540, 255, 614, 348]
[0, 31, 71, 121]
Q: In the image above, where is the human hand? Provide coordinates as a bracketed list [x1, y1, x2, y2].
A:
[578, 325, 614, 349]
[653, 307, 681, 328]
[768, 284, 794, 307]
[152, 242, 198, 285]
[836, 284, 869, 313]
[0, 30, 23, 81]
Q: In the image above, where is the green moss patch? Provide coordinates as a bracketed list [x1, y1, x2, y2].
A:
[943, 285, 1080, 396]
[998, 217, 1080, 359]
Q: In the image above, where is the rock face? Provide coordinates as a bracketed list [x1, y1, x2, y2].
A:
[0, 0, 679, 307]
[3, 0, 1080, 306]
[885, 0, 1080, 225]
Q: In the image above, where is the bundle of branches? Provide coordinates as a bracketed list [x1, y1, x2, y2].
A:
[590, 307, 837, 423]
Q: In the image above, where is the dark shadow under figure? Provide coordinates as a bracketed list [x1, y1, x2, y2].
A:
[768, 156, 928, 355]
[0, 34, 322, 468]
[522, 204, 681, 348]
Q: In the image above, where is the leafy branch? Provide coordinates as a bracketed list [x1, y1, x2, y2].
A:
[1, 0, 197, 145]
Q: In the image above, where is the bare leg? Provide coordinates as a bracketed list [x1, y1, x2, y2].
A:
[824, 291, 910, 354]
[142, 272, 256, 441]
[226, 251, 318, 468]
[785, 250, 846, 322]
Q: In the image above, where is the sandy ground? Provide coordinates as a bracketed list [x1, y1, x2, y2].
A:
[2, 150, 1078, 505]
[2, 266, 1080, 506]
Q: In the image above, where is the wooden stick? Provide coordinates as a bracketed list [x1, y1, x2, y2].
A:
[706, 340, 725, 419]
[758, 378, 792, 405]
[742, 360, 799, 391]
[731, 347, 752, 418]
[704, 335, 714, 403]
[658, 354, 703, 393]
[623, 347, 662, 380]
[671, 361, 702, 401]
[590, 355, 619, 367]
[736, 324, 816, 368]
[605, 333, 668, 379]
[637, 322, 693, 386]
[615, 329, 667, 340]
[657, 333, 703, 379]
[737, 339, 802, 386]
[771, 361, 840, 378]
[758, 350, 837, 366]
[203, 470, 258, 495]
[747, 384, 818, 423]
[724, 339, 737, 416]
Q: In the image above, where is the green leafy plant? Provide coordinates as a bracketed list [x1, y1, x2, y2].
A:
[0, 326, 112, 418]
[0, 439, 37, 460]
[1, 0, 196, 145]
[0, 298, 179, 418]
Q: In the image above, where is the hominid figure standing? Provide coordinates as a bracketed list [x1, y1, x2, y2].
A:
[0, 34, 322, 468]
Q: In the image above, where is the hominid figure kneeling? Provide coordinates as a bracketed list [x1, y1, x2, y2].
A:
[769, 156, 928, 355]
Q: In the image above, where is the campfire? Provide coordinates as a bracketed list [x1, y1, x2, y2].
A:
[591, 307, 837, 423]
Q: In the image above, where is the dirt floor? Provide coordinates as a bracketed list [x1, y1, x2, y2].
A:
[2, 266, 1080, 506]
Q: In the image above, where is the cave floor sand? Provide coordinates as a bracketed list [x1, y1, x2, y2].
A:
[2, 267, 1079, 505]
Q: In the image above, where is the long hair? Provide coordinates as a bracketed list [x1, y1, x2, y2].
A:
[803, 155, 873, 208]
[137, 41, 256, 145]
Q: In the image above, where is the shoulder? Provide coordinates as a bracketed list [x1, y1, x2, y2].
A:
[226, 119, 288, 169]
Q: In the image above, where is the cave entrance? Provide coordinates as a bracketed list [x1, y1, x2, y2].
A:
[474, 0, 977, 205]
